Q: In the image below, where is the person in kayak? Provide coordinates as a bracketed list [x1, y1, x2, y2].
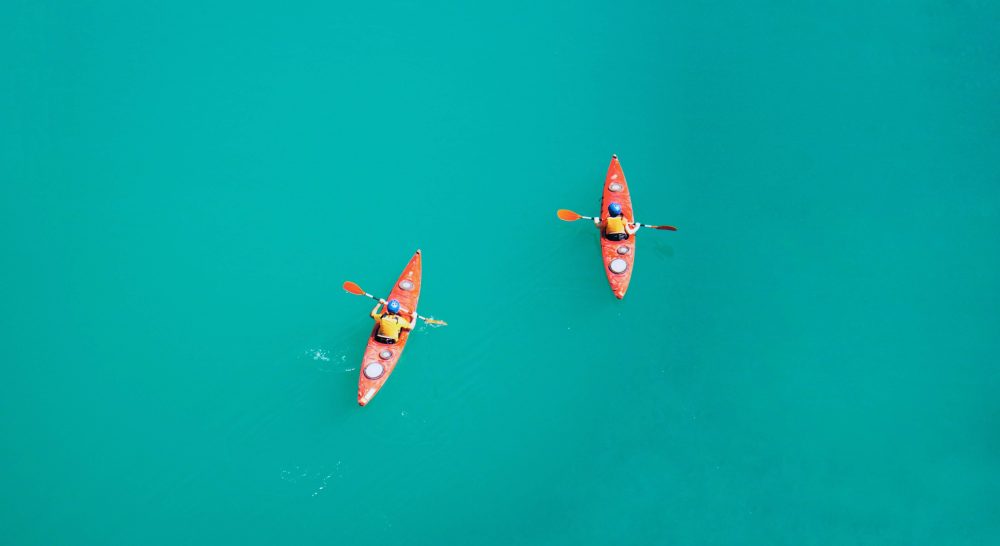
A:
[371, 298, 415, 344]
[595, 202, 638, 241]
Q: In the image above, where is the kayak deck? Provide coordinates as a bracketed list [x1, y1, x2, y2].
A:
[600, 155, 635, 299]
[357, 250, 422, 406]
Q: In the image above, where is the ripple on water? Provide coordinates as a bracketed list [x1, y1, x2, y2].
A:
[308, 349, 330, 362]
[280, 462, 343, 498]
[303, 349, 356, 373]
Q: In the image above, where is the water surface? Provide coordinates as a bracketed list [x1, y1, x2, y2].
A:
[2, 1, 999, 544]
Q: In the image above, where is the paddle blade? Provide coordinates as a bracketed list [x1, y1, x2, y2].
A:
[557, 209, 583, 221]
[423, 318, 448, 326]
[654, 225, 678, 231]
[342, 281, 365, 295]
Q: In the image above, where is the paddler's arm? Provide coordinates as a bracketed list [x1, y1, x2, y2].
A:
[370, 302, 382, 320]
[593, 217, 604, 229]
[626, 221, 640, 235]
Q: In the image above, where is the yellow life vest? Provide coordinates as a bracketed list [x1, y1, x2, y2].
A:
[606, 216, 626, 235]
[378, 314, 406, 340]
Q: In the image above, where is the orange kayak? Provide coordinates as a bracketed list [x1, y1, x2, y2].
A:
[601, 155, 635, 299]
[357, 250, 422, 406]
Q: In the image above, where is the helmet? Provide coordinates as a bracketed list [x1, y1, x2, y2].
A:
[386, 299, 401, 313]
[608, 202, 623, 216]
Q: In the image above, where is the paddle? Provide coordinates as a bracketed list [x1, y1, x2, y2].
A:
[342, 281, 448, 325]
[556, 209, 678, 231]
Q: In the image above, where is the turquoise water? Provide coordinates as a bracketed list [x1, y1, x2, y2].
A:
[3, 1, 999, 544]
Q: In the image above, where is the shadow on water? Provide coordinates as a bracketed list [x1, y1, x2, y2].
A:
[647, 238, 674, 259]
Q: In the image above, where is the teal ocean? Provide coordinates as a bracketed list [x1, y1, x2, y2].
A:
[3, 1, 999, 544]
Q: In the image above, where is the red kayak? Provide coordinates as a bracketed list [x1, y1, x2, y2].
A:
[357, 250, 422, 406]
[600, 155, 635, 299]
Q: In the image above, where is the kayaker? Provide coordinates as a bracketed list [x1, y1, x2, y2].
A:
[370, 299, 415, 344]
[595, 202, 638, 241]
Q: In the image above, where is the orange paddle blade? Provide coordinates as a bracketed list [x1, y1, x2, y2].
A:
[342, 281, 365, 295]
[557, 209, 583, 221]
[654, 225, 678, 231]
